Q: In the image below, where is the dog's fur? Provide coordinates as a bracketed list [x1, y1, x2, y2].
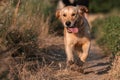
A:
[56, 6, 91, 66]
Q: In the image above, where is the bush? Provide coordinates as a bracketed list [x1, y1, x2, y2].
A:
[90, 0, 120, 13]
[0, 0, 54, 52]
[91, 16, 120, 54]
[0, 0, 56, 79]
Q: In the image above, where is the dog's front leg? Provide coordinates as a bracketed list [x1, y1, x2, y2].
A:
[65, 44, 74, 66]
[81, 41, 91, 62]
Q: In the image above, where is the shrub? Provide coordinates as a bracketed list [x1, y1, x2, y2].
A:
[0, 0, 54, 52]
[91, 16, 120, 54]
[90, 0, 120, 13]
[0, 0, 56, 79]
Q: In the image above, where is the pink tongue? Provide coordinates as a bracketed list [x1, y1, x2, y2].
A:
[67, 27, 78, 33]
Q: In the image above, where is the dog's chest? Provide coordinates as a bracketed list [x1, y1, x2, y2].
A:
[65, 32, 89, 45]
[65, 33, 80, 44]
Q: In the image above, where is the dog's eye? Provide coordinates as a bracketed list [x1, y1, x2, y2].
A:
[72, 13, 76, 16]
[63, 14, 66, 17]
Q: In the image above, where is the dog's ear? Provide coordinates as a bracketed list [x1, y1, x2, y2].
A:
[56, 9, 61, 18]
[77, 6, 88, 14]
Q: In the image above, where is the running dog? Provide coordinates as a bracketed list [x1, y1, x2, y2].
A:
[56, 6, 91, 68]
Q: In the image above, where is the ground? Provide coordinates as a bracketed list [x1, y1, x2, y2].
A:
[47, 39, 110, 80]
[0, 37, 110, 80]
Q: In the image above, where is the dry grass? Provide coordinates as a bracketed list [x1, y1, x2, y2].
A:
[0, 0, 66, 80]
[107, 52, 120, 80]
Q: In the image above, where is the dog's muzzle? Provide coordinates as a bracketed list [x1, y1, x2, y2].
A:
[65, 20, 79, 33]
[65, 21, 71, 27]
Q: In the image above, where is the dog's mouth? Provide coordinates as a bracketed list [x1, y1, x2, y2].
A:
[67, 27, 78, 33]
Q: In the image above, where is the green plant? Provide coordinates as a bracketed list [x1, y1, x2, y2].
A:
[91, 16, 120, 54]
[90, 0, 120, 13]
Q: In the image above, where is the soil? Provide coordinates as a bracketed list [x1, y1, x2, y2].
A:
[0, 37, 111, 80]
[49, 40, 110, 80]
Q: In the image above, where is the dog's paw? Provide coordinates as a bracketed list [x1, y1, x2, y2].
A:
[66, 60, 74, 67]
[66, 63, 84, 73]
[70, 64, 84, 73]
[66, 60, 74, 70]
[76, 59, 84, 67]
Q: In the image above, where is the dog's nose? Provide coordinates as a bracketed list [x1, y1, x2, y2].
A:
[65, 21, 71, 27]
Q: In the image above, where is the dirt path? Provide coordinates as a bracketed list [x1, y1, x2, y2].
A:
[0, 38, 110, 80]
[47, 39, 110, 80]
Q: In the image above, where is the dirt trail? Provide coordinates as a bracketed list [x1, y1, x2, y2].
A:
[0, 38, 110, 80]
[0, 14, 110, 80]
[48, 40, 110, 80]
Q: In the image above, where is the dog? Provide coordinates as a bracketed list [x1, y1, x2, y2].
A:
[56, 6, 91, 69]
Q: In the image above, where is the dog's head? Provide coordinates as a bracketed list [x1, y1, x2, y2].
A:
[56, 6, 88, 33]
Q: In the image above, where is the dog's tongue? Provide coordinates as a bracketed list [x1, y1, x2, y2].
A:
[67, 27, 78, 33]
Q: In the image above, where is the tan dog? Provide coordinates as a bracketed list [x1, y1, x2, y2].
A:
[56, 6, 91, 67]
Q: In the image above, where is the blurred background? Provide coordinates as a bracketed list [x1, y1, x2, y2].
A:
[0, 0, 120, 80]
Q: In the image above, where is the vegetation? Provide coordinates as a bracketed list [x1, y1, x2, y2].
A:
[0, 0, 60, 80]
[91, 16, 120, 54]
[90, 0, 120, 13]
[0, 0, 54, 54]
[108, 52, 120, 80]
[92, 16, 120, 80]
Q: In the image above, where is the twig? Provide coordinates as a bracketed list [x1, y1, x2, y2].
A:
[10, 0, 21, 30]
